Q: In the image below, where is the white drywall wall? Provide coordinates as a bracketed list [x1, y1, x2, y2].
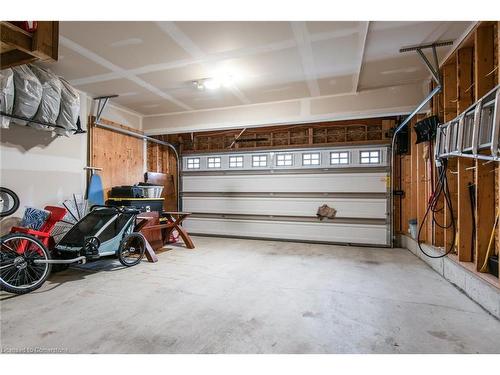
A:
[0, 91, 142, 234]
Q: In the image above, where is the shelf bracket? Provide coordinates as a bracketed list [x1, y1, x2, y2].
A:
[93, 94, 119, 124]
[399, 40, 453, 87]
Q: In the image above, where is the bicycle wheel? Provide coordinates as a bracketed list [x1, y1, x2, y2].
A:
[0, 233, 51, 294]
[118, 233, 145, 267]
[0, 187, 20, 218]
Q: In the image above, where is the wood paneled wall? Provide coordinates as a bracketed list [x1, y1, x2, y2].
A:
[146, 134, 178, 211]
[89, 117, 144, 199]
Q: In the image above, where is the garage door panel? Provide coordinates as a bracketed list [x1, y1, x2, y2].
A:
[181, 146, 390, 246]
[183, 196, 387, 219]
[185, 217, 388, 245]
[183, 173, 388, 193]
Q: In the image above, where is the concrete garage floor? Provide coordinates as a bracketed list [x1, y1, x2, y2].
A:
[1, 236, 500, 354]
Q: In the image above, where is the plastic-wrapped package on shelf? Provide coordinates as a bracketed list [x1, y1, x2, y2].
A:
[0, 68, 15, 129]
[55, 78, 80, 136]
[29, 65, 62, 131]
[12, 65, 43, 126]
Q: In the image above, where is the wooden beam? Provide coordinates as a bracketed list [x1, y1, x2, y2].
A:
[497, 22, 500, 279]
[456, 46, 476, 261]
[425, 143, 433, 242]
[0, 49, 37, 69]
[457, 158, 475, 262]
[475, 25, 495, 99]
[443, 63, 458, 121]
[394, 154, 402, 234]
[31, 21, 59, 61]
[410, 118, 418, 239]
[497, 159, 500, 278]
[497, 158, 500, 268]
[456, 47, 474, 114]
[0, 22, 32, 52]
[416, 138, 428, 243]
[430, 82, 444, 246]
[401, 155, 412, 235]
[443, 63, 458, 252]
[474, 23, 496, 271]
[475, 160, 496, 270]
[381, 119, 394, 139]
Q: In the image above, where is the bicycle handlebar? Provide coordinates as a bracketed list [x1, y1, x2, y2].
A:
[90, 205, 141, 215]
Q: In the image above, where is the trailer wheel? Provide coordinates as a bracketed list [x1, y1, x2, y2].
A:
[0, 234, 51, 294]
[118, 233, 145, 267]
[0, 187, 20, 217]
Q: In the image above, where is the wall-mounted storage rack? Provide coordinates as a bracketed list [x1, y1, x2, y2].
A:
[0, 111, 85, 134]
[435, 84, 500, 162]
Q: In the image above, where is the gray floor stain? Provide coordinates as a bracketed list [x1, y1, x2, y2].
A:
[40, 331, 56, 338]
[302, 311, 322, 318]
[428, 330, 450, 340]
[360, 260, 381, 265]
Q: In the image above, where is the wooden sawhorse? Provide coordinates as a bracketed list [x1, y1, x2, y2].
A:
[159, 211, 195, 249]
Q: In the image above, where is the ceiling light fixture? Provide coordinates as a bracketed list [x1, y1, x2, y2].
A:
[204, 78, 221, 90]
[193, 75, 234, 91]
[193, 81, 205, 90]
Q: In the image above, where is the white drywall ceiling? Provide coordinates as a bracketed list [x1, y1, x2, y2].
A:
[38, 21, 474, 128]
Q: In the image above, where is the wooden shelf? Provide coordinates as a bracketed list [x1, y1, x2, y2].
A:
[0, 21, 58, 69]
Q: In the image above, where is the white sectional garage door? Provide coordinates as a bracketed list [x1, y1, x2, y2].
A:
[181, 146, 390, 246]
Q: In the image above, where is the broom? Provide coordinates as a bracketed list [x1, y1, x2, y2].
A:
[479, 213, 499, 273]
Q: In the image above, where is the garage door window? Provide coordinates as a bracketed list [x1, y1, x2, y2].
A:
[229, 156, 244, 168]
[330, 151, 349, 165]
[207, 157, 221, 168]
[187, 157, 200, 169]
[276, 153, 293, 166]
[302, 153, 320, 166]
[252, 155, 268, 167]
[360, 150, 380, 164]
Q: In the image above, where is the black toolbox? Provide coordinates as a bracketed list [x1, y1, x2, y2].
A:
[109, 185, 144, 198]
[106, 198, 164, 213]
